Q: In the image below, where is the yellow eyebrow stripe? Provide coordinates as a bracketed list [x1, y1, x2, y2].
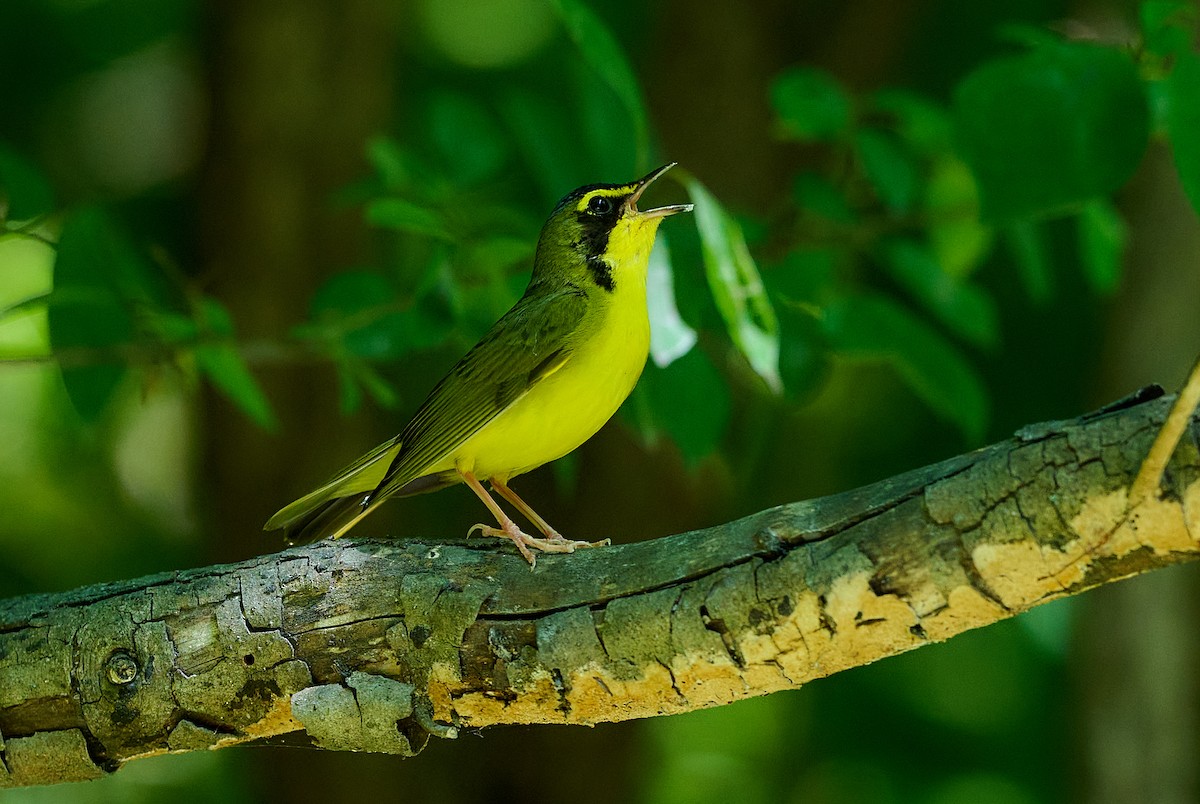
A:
[575, 187, 630, 212]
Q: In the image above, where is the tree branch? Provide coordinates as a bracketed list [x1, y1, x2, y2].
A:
[2, 391, 1198, 788]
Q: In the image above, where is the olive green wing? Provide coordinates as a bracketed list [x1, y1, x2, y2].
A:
[264, 285, 590, 544]
[375, 285, 590, 496]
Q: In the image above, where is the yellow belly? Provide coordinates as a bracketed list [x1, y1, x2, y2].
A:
[431, 294, 649, 482]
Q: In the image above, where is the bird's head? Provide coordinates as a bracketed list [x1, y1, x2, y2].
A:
[534, 163, 692, 292]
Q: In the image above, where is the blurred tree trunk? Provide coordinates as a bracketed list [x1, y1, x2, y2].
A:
[196, 2, 397, 801]
[1080, 145, 1200, 804]
[198, 0, 396, 557]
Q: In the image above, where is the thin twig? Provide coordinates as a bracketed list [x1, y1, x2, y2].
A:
[1129, 354, 1200, 506]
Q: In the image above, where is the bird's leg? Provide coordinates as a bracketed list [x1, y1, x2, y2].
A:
[490, 479, 610, 550]
[458, 471, 599, 566]
[459, 470, 535, 564]
[489, 480, 562, 539]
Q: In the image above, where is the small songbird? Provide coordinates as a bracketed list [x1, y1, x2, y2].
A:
[265, 163, 693, 565]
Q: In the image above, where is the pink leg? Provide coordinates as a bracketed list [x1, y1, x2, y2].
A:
[491, 479, 609, 550]
[458, 470, 602, 567]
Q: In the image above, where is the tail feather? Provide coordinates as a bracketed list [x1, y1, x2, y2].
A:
[278, 492, 376, 546]
[264, 438, 402, 541]
[273, 470, 463, 545]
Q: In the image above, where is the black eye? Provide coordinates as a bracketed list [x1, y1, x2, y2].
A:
[586, 196, 614, 215]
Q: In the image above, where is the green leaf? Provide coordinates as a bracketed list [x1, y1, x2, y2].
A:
[1145, 76, 1172, 137]
[50, 209, 141, 420]
[196, 297, 236, 336]
[48, 290, 131, 421]
[334, 356, 399, 415]
[307, 271, 448, 360]
[0, 239, 52, 360]
[637, 349, 730, 465]
[1077, 198, 1126, 294]
[777, 304, 829, 401]
[194, 298, 277, 430]
[194, 343, 278, 430]
[824, 293, 988, 442]
[686, 179, 782, 392]
[366, 198, 452, 240]
[793, 173, 855, 224]
[1005, 220, 1053, 303]
[366, 136, 415, 191]
[765, 249, 838, 307]
[954, 41, 1150, 222]
[879, 239, 998, 349]
[553, 0, 649, 166]
[453, 266, 526, 339]
[0, 289, 51, 325]
[52, 207, 168, 307]
[855, 128, 919, 213]
[1140, 1, 1197, 58]
[427, 92, 507, 185]
[151, 310, 199, 343]
[574, 61, 638, 178]
[352, 359, 400, 410]
[873, 90, 952, 154]
[770, 67, 851, 142]
[994, 23, 1063, 50]
[61, 0, 194, 69]
[646, 234, 697, 368]
[498, 88, 586, 204]
[411, 281, 469, 351]
[464, 236, 535, 280]
[1166, 51, 1200, 218]
[925, 155, 993, 278]
[0, 144, 54, 221]
[310, 270, 392, 318]
[335, 359, 363, 415]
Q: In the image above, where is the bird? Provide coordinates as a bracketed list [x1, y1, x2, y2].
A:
[265, 163, 693, 565]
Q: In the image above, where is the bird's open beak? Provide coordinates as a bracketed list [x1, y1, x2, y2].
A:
[626, 162, 694, 219]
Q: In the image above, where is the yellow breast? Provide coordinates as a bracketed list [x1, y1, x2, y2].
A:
[440, 283, 650, 482]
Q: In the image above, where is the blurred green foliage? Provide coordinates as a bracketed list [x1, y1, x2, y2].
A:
[954, 39, 1149, 221]
[6, 1, 1194, 440]
[0, 0, 1198, 802]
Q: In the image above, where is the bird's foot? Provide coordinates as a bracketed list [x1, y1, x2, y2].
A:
[467, 521, 609, 568]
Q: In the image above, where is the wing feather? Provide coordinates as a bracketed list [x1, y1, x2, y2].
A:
[265, 284, 589, 540]
[375, 285, 589, 495]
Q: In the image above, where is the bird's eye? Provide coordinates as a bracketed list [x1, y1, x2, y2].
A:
[586, 195, 614, 215]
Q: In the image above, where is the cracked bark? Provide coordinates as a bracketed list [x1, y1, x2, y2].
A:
[1, 393, 1198, 788]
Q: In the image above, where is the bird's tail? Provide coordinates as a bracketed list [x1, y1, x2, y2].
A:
[275, 492, 376, 547]
[264, 437, 402, 544]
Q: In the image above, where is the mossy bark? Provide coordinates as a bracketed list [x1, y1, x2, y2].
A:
[2, 394, 1198, 788]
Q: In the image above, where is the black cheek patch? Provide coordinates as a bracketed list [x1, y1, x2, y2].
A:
[573, 198, 626, 292]
[587, 257, 615, 292]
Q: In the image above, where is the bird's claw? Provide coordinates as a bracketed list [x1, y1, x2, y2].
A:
[467, 522, 609, 568]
